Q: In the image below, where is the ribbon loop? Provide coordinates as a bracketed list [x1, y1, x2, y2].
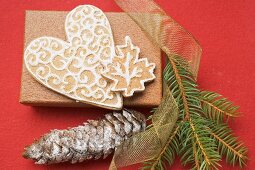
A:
[110, 0, 202, 169]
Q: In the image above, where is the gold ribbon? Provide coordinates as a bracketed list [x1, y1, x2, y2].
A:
[110, 0, 202, 169]
[110, 83, 179, 169]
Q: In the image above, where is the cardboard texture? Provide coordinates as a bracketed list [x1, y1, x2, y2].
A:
[20, 10, 162, 108]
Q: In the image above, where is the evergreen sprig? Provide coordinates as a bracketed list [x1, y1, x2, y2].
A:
[199, 91, 240, 123]
[143, 55, 248, 170]
[208, 122, 248, 168]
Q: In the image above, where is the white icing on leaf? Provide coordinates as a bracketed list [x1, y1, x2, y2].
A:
[103, 36, 156, 97]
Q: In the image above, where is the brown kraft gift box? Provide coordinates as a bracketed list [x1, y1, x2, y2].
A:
[20, 10, 162, 108]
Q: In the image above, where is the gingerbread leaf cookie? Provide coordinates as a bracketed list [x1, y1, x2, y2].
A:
[24, 5, 123, 110]
[103, 36, 156, 97]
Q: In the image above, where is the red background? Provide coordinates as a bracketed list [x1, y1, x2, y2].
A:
[0, 0, 254, 169]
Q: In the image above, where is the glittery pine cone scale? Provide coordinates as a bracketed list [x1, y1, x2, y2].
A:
[23, 109, 146, 164]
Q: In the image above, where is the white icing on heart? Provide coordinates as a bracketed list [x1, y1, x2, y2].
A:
[24, 5, 123, 110]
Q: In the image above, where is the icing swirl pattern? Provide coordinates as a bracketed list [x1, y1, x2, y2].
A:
[24, 5, 123, 109]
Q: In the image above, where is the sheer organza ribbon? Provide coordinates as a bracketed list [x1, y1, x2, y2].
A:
[110, 0, 202, 169]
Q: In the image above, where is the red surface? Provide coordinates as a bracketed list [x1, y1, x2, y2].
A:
[0, 0, 254, 169]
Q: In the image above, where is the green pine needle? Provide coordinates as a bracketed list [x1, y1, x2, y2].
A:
[199, 91, 240, 123]
[180, 115, 221, 170]
[164, 55, 201, 120]
[209, 123, 248, 168]
[142, 55, 248, 170]
[143, 117, 181, 169]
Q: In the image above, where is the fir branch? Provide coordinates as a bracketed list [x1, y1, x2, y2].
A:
[189, 119, 211, 165]
[166, 55, 221, 169]
[167, 57, 190, 120]
[208, 123, 248, 167]
[164, 56, 201, 120]
[180, 116, 221, 170]
[152, 125, 180, 168]
[199, 91, 240, 123]
[163, 133, 180, 165]
[189, 117, 221, 170]
[142, 54, 248, 170]
[192, 140, 200, 170]
[143, 124, 181, 170]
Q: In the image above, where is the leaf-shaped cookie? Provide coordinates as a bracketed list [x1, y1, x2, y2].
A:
[103, 36, 156, 97]
[24, 5, 123, 110]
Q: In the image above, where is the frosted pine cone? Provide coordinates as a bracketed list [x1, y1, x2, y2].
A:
[23, 109, 146, 164]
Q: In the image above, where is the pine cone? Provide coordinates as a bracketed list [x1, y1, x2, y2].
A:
[23, 109, 146, 164]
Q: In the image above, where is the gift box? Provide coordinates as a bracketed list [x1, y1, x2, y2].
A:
[20, 10, 162, 108]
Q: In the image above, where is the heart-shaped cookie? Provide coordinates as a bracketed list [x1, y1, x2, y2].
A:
[24, 5, 123, 110]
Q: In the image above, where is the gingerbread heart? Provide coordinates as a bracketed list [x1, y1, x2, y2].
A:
[24, 5, 123, 110]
